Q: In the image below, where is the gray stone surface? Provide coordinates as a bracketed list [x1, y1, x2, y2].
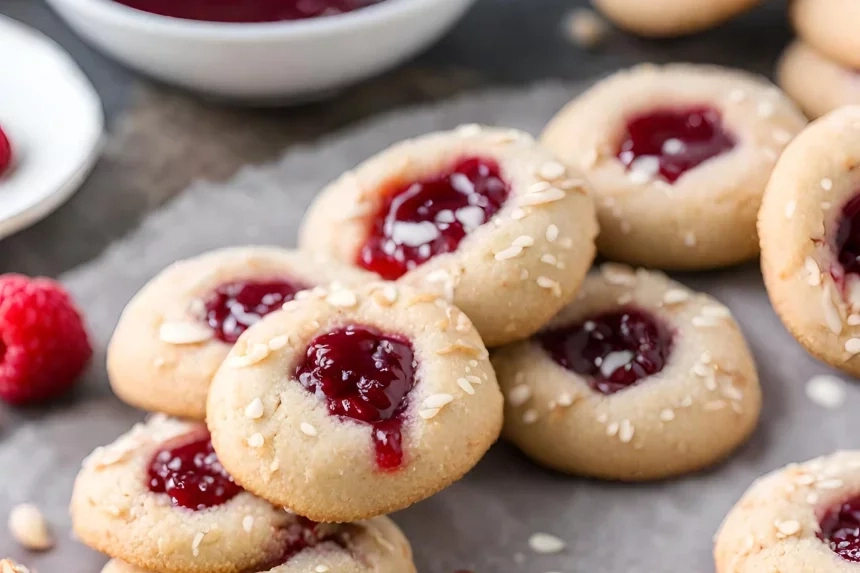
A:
[0, 81, 851, 573]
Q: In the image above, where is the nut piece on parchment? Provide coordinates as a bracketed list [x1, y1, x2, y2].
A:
[0, 558, 32, 573]
[8, 503, 53, 551]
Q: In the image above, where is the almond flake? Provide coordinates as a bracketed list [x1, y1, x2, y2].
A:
[381, 285, 399, 304]
[806, 492, 820, 505]
[805, 375, 846, 409]
[536, 276, 562, 297]
[522, 409, 539, 424]
[519, 188, 566, 206]
[545, 224, 560, 242]
[513, 235, 535, 248]
[540, 254, 558, 265]
[192, 531, 205, 556]
[247, 433, 264, 448]
[659, 409, 675, 422]
[227, 343, 271, 368]
[704, 400, 727, 411]
[618, 420, 634, 443]
[315, 567, 331, 573]
[244, 398, 264, 419]
[423, 393, 454, 409]
[556, 393, 574, 407]
[784, 200, 797, 219]
[242, 515, 254, 533]
[508, 385, 532, 407]
[300, 423, 318, 437]
[822, 284, 843, 335]
[326, 289, 358, 308]
[267, 335, 289, 351]
[702, 305, 731, 319]
[663, 289, 690, 305]
[805, 257, 821, 286]
[419, 408, 441, 420]
[528, 532, 566, 554]
[159, 322, 213, 345]
[775, 520, 801, 536]
[601, 263, 636, 285]
[606, 422, 619, 436]
[9, 503, 53, 551]
[435, 340, 481, 356]
[495, 246, 523, 261]
[845, 338, 860, 355]
[466, 375, 482, 385]
[457, 377, 476, 395]
[692, 316, 720, 328]
[539, 161, 567, 180]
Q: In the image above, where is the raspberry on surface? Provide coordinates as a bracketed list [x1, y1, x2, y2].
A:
[0, 274, 92, 405]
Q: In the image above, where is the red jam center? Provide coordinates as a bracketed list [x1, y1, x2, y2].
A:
[0, 126, 11, 177]
[819, 496, 860, 562]
[617, 106, 736, 184]
[358, 157, 511, 280]
[147, 431, 241, 510]
[539, 308, 674, 395]
[204, 279, 307, 344]
[112, 0, 383, 22]
[295, 325, 416, 470]
[253, 518, 348, 570]
[834, 194, 860, 280]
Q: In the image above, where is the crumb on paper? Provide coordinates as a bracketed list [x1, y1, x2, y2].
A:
[563, 8, 608, 49]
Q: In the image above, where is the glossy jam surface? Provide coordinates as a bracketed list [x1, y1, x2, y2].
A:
[0, 126, 11, 177]
[617, 106, 736, 183]
[253, 518, 348, 569]
[539, 308, 674, 395]
[358, 157, 511, 280]
[204, 279, 307, 343]
[147, 432, 240, 510]
[819, 496, 860, 562]
[112, 0, 383, 22]
[834, 194, 860, 280]
[295, 325, 416, 470]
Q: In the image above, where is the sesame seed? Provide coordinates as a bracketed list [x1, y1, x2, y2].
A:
[684, 231, 697, 247]
[692, 316, 720, 328]
[315, 567, 331, 573]
[423, 393, 454, 409]
[326, 289, 358, 308]
[457, 377, 476, 395]
[541, 254, 558, 265]
[618, 420, 634, 443]
[784, 200, 796, 219]
[528, 533, 566, 554]
[300, 423, 318, 437]
[757, 101, 775, 118]
[821, 178, 833, 191]
[805, 257, 821, 286]
[663, 289, 690, 304]
[508, 385, 532, 407]
[545, 224, 559, 242]
[495, 246, 524, 261]
[557, 393, 574, 407]
[513, 235, 535, 248]
[381, 285, 398, 304]
[419, 408, 440, 420]
[270, 460, 279, 472]
[539, 161, 567, 180]
[244, 398, 264, 419]
[606, 422, 619, 436]
[806, 375, 847, 409]
[806, 492, 820, 505]
[659, 408, 676, 422]
[520, 188, 566, 206]
[722, 385, 744, 402]
[242, 515, 254, 533]
[728, 89, 747, 103]
[247, 433, 264, 448]
[775, 520, 800, 536]
[704, 400, 727, 411]
[456, 123, 482, 137]
[510, 208, 527, 220]
[536, 276, 562, 297]
[159, 322, 213, 345]
[702, 305, 731, 319]
[522, 409, 539, 424]
[192, 532, 205, 556]
[817, 479, 844, 489]
[845, 338, 860, 355]
[601, 263, 637, 285]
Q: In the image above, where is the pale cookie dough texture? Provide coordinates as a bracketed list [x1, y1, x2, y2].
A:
[777, 40, 860, 120]
[107, 247, 373, 420]
[492, 265, 761, 481]
[760, 107, 860, 377]
[792, 0, 860, 69]
[207, 282, 504, 522]
[715, 451, 860, 573]
[542, 64, 807, 270]
[298, 125, 598, 347]
[593, 0, 761, 37]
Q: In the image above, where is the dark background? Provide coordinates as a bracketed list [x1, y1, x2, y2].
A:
[0, 0, 792, 276]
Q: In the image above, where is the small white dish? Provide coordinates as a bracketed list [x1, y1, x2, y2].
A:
[45, 0, 477, 102]
[0, 16, 104, 242]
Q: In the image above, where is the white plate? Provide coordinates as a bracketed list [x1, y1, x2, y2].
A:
[0, 15, 104, 241]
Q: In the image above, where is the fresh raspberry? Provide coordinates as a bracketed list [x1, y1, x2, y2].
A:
[0, 125, 12, 176]
[0, 274, 92, 404]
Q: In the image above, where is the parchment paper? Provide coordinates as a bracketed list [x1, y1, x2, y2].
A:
[1, 81, 855, 573]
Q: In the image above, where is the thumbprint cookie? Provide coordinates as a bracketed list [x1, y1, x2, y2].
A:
[70, 416, 415, 573]
[492, 264, 761, 481]
[760, 106, 860, 377]
[107, 247, 374, 420]
[777, 40, 860, 120]
[542, 64, 807, 270]
[206, 282, 503, 522]
[715, 451, 860, 573]
[792, 0, 860, 70]
[592, 0, 761, 38]
[298, 125, 598, 347]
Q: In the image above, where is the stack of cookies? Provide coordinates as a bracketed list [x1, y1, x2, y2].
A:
[777, 0, 860, 120]
[70, 61, 853, 573]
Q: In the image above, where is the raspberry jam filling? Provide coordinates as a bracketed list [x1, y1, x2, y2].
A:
[358, 157, 511, 280]
[833, 194, 860, 283]
[617, 106, 736, 184]
[147, 431, 241, 510]
[112, 0, 383, 22]
[295, 325, 416, 470]
[204, 279, 307, 344]
[256, 518, 349, 570]
[818, 496, 860, 562]
[0, 125, 12, 177]
[539, 308, 674, 395]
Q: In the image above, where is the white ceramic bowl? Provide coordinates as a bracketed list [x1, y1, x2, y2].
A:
[45, 0, 476, 102]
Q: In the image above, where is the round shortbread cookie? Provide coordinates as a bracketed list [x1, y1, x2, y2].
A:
[207, 282, 503, 522]
[777, 40, 860, 120]
[298, 125, 598, 347]
[107, 247, 374, 420]
[593, 0, 761, 38]
[69, 416, 413, 573]
[759, 106, 860, 377]
[792, 0, 860, 70]
[542, 63, 807, 270]
[715, 451, 860, 573]
[492, 264, 761, 481]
